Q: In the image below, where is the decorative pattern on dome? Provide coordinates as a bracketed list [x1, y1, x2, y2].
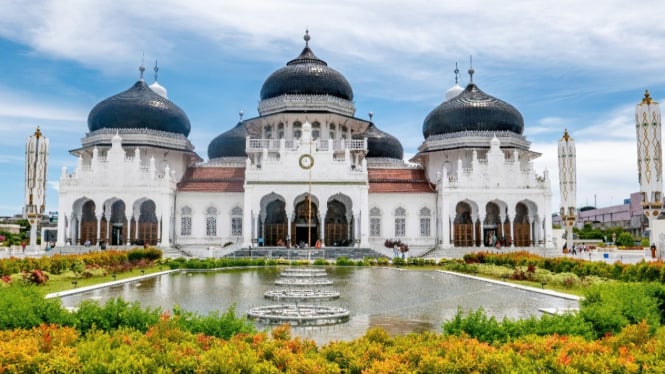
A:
[355, 122, 403, 160]
[88, 80, 191, 136]
[423, 83, 524, 138]
[260, 31, 354, 101]
[208, 121, 248, 159]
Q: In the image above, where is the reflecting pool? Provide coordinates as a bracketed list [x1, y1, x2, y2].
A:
[60, 267, 578, 345]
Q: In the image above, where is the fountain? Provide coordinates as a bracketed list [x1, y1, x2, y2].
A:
[248, 267, 349, 326]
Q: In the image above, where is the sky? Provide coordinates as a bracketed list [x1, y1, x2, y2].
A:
[1, 0, 664, 217]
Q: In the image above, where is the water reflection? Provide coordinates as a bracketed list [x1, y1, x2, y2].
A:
[60, 267, 578, 345]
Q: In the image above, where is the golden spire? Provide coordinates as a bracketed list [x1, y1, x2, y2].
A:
[642, 89, 655, 105]
[34, 126, 42, 139]
[562, 128, 572, 142]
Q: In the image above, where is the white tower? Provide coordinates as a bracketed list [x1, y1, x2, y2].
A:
[24, 127, 49, 251]
[636, 90, 663, 248]
[558, 129, 576, 251]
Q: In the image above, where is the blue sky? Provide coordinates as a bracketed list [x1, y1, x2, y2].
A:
[1, 0, 663, 217]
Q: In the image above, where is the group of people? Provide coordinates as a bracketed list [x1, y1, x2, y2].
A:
[564, 242, 589, 255]
[275, 237, 322, 249]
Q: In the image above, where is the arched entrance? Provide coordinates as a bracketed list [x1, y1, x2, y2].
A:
[293, 199, 319, 247]
[109, 200, 127, 245]
[325, 200, 349, 246]
[80, 200, 97, 245]
[453, 202, 474, 246]
[483, 202, 502, 246]
[514, 202, 531, 246]
[137, 200, 159, 245]
[264, 200, 288, 246]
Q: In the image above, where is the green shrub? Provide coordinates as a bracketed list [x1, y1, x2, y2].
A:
[335, 256, 355, 266]
[0, 286, 73, 329]
[172, 304, 256, 339]
[616, 232, 634, 247]
[73, 297, 161, 334]
[442, 307, 594, 343]
[580, 282, 664, 338]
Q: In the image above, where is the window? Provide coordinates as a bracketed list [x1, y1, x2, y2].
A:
[394, 207, 406, 237]
[369, 207, 381, 237]
[419, 207, 431, 237]
[293, 121, 302, 139]
[231, 206, 242, 236]
[206, 206, 217, 237]
[180, 206, 192, 236]
[264, 125, 273, 139]
[312, 121, 320, 139]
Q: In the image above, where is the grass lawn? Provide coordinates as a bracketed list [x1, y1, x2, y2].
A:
[10, 265, 165, 296]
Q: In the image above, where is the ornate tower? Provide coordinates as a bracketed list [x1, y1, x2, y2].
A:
[24, 127, 49, 250]
[636, 90, 663, 246]
[558, 129, 576, 251]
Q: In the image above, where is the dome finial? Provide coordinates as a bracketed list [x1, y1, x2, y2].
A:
[239, 110, 244, 122]
[153, 60, 159, 82]
[304, 29, 310, 47]
[468, 55, 475, 83]
[642, 89, 653, 104]
[454, 62, 460, 84]
[139, 53, 146, 80]
[368, 111, 373, 122]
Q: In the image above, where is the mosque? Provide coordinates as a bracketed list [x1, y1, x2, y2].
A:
[56, 32, 552, 255]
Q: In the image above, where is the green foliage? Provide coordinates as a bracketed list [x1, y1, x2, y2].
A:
[126, 247, 162, 262]
[0, 286, 73, 329]
[172, 304, 256, 339]
[580, 282, 664, 338]
[442, 307, 594, 343]
[70, 260, 85, 278]
[313, 258, 329, 265]
[642, 237, 651, 247]
[335, 256, 355, 266]
[616, 232, 635, 247]
[73, 298, 161, 334]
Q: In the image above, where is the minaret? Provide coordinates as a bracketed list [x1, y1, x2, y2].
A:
[24, 127, 49, 251]
[636, 90, 663, 248]
[558, 129, 576, 251]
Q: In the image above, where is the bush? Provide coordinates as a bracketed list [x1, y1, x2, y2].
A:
[172, 304, 256, 339]
[616, 232, 634, 247]
[0, 286, 73, 329]
[73, 298, 161, 334]
[580, 282, 664, 338]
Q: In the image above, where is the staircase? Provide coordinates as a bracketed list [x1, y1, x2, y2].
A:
[224, 246, 387, 261]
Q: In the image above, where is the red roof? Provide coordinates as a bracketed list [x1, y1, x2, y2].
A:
[368, 168, 435, 193]
[177, 167, 245, 192]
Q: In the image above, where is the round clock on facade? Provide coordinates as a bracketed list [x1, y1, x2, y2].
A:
[299, 153, 314, 169]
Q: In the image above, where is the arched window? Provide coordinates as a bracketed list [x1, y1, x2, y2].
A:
[312, 121, 321, 139]
[264, 125, 273, 139]
[370, 207, 381, 237]
[293, 121, 302, 139]
[394, 207, 406, 237]
[329, 123, 336, 140]
[206, 206, 218, 237]
[231, 206, 243, 236]
[180, 206, 192, 236]
[341, 125, 348, 139]
[277, 123, 285, 139]
[419, 207, 431, 237]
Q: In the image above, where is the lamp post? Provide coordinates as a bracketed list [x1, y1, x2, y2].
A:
[24, 127, 49, 252]
[636, 90, 663, 254]
[558, 129, 576, 253]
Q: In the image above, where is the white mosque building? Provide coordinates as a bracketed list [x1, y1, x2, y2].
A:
[56, 32, 552, 256]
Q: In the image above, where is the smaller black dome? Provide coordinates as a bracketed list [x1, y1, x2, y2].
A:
[208, 122, 248, 159]
[356, 123, 403, 160]
[260, 34, 353, 101]
[422, 83, 524, 138]
[88, 80, 191, 136]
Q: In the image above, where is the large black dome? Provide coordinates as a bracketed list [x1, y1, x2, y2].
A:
[260, 33, 353, 101]
[422, 83, 523, 138]
[208, 122, 248, 159]
[88, 80, 191, 136]
[356, 123, 403, 160]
